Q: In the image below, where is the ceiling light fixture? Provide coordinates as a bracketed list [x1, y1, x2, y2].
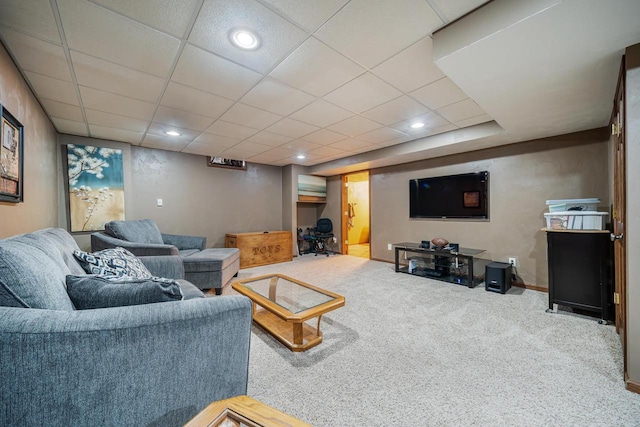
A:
[410, 122, 425, 129]
[165, 130, 181, 136]
[231, 29, 260, 50]
[296, 155, 306, 160]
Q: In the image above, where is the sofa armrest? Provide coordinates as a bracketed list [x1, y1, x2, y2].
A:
[0, 296, 252, 427]
[162, 233, 207, 250]
[91, 232, 179, 256]
[140, 255, 185, 279]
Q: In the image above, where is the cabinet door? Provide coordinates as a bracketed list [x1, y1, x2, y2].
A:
[548, 233, 604, 309]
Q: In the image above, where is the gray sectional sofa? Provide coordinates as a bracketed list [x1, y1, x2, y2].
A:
[91, 219, 240, 295]
[0, 228, 252, 427]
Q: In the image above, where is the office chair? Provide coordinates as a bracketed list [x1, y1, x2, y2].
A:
[310, 218, 335, 256]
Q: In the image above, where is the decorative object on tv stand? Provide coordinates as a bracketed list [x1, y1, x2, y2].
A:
[0, 104, 24, 203]
[431, 237, 449, 249]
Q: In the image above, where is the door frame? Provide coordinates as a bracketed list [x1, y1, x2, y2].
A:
[341, 171, 371, 258]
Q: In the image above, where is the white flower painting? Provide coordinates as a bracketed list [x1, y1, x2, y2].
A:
[66, 144, 125, 232]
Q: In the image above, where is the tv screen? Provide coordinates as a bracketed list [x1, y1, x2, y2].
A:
[409, 171, 489, 219]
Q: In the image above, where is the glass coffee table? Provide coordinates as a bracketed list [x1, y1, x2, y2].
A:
[232, 274, 345, 352]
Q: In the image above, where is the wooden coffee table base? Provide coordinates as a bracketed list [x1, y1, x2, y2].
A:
[254, 308, 324, 352]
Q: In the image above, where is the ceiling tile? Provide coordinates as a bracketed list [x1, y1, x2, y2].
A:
[432, 0, 489, 22]
[89, 125, 144, 144]
[357, 127, 407, 144]
[233, 141, 272, 153]
[326, 115, 382, 137]
[261, 146, 297, 159]
[192, 132, 240, 148]
[246, 152, 287, 164]
[261, 0, 349, 32]
[153, 106, 215, 132]
[172, 44, 263, 100]
[25, 71, 79, 106]
[279, 140, 322, 153]
[0, 28, 72, 82]
[79, 86, 156, 120]
[219, 103, 283, 129]
[308, 145, 348, 158]
[50, 117, 88, 135]
[301, 129, 348, 145]
[324, 73, 402, 113]
[182, 141, 227, 157]
[0, 0, 60, 43]
[372, 37, 445, 92]
[85, 108, 149, 132]
[241, 77, 315, 116]
[361, 96, 428, 126]
[40, 99, 83, 122]
[270, 37, 365, 97]
[455, 114, 493, 128]
[436, 99, 486, 122]
[315, 0, 443, 68]
[70, 51, 164, 103]
[188, 0, 307, 74]
[410, 78, 468, 110]
[58, 0, 180, 77]
[141, 134, 190, 151]
[265, 118, 319, 138]
[375, 137, 410, 148]
[147, 122, 199, 141]
[390, 111, 450, 134]
[289, 99, 352, 127]
[220, 147, 255, 160]
[246, 131, 293, 147]
[329, 138, 373, 152]
[161, 82, 235, 119]
[92, 0, 200, 37]
[205, 120, 260, 140]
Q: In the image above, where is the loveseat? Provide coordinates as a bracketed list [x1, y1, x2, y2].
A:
[91, 219, 240, 295]
[0, 228, 252, 426]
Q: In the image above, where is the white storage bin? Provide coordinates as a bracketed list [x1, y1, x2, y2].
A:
[545, 198, 600, 212]
[544, 211, 608, 230]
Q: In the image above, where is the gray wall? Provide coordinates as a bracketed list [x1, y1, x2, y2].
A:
[0, 43, 58, 237]
[365, 128, 610, 287]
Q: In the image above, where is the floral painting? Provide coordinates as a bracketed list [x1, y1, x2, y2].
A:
[66, 144, 125, 232]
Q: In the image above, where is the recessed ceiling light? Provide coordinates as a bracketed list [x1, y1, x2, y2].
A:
[410, 122, 425, 129]
[165, 130, 181, 136]
[231, 30, 260, 50]
[296, 155, 306, 160]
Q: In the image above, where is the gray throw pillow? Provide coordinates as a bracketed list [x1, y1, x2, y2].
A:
[66, 275, 183, 309]
[105, 219, 164, 244]
[73, 247, 152, 279]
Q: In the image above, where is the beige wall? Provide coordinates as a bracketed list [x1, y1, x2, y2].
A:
[0, 43, 58, 237]
[366, 128, 609, 287]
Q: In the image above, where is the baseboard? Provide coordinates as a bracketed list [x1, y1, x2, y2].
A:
[370, 257, 393, 263]
[512, 282, 549, 293]
[625, 373, 640, 394]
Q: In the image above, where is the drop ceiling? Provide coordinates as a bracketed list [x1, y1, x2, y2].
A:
[1, 0, 639, 175]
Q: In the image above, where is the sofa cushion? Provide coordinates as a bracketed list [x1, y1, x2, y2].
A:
[33, 228, 86, 275]
[0, 240, 75, 310]
[176, 279, 206, 300]
[105, 219, 164, 245]
[66, 275, 183, 309]
[74, 247, 153, 279]
[181, 248, 240, 273]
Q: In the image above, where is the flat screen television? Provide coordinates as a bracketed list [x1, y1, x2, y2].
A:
[409, 171, 489, 219]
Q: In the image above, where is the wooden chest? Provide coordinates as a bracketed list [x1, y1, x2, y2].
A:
[225, 231, 292, 268]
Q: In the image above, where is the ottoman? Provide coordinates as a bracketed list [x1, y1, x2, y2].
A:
[181, 248, 240, 295]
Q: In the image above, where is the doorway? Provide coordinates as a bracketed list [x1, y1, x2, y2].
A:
[342, 171, 370, 259]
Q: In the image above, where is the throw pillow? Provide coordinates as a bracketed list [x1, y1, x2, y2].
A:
[66, 275, 183, 309]
[73, 247, 152, 279]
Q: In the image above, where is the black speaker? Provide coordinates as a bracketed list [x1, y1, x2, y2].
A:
[420, 240, 430, 249]
[485, 262, 512, 294]
[449, 243, 459, 252]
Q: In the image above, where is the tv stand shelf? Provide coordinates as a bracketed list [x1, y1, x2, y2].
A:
[394, 242, 490, 288]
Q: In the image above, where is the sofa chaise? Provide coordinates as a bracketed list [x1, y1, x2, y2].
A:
[0, 228, 252, 427]
[91, 219, 240, 295]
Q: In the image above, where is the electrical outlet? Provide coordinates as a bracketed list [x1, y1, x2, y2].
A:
[387, 243, 392, 250]
[508, 257, 517, 268]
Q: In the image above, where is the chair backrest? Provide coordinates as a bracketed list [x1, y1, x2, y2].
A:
[316, 218, 333, 233]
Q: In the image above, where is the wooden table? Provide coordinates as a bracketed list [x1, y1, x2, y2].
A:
[232, 274, 345, 352]
[225, 231, 292, 268]
[184, 395, 311, 427]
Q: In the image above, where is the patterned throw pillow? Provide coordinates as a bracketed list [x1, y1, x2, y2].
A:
[73, 247, 152, 279]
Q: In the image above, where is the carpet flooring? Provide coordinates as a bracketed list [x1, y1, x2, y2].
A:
[232, 255, 640, 426]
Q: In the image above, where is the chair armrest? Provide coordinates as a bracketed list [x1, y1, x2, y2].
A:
[139, 255, 185, 279]
[91, 232, 178, 256]
[162, 233, 207, 250]
[0, 296, 252, 426]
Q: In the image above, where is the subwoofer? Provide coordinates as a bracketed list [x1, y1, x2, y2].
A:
[485, 262, 512, 294]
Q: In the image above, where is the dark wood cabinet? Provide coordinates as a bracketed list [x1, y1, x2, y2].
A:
[545, 230, 612, 323]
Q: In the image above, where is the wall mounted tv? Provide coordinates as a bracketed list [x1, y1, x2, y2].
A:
[409, 171, 489, 219]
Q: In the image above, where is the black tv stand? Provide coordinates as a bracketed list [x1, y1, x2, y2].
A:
[394, 242, 490, 288]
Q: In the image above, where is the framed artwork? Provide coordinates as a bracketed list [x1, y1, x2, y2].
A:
[298, 174, 327, 202]
[66, 144, 125, 232]
[0, 105, 24, 203]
